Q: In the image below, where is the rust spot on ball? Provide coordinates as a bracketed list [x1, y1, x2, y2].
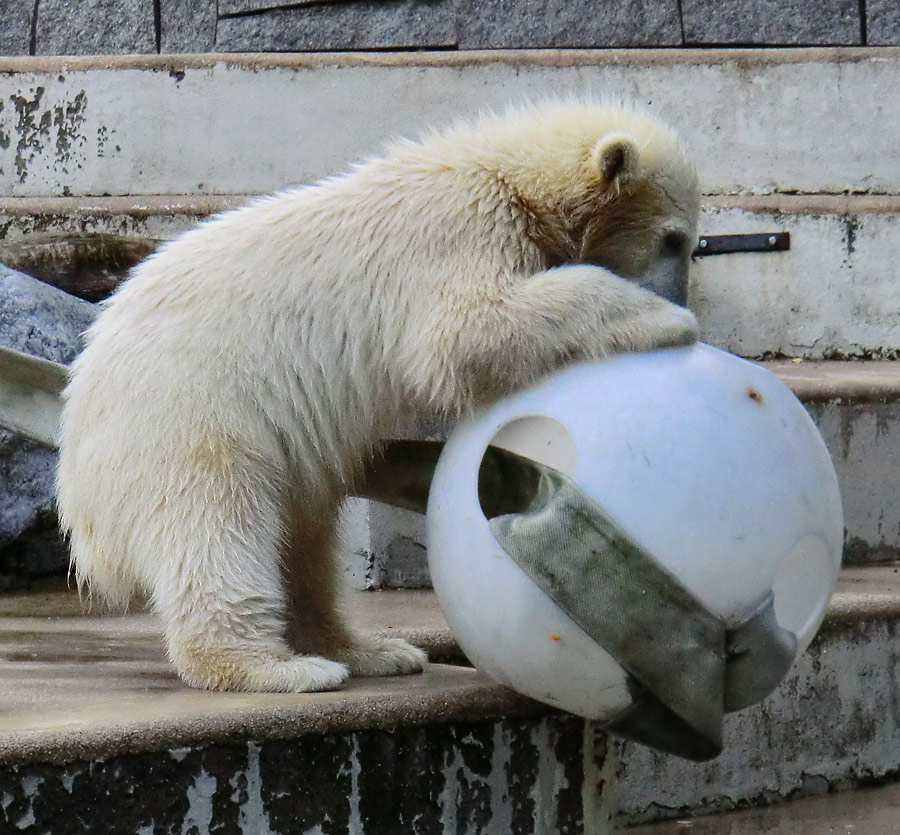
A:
[748, 388, 764, 403]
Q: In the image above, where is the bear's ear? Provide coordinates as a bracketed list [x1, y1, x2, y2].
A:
[592, 132, 640, 189]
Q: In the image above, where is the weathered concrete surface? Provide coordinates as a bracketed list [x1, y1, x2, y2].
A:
[34, 0, 157, 56]
[0, 50, 899, 197]
[616, 606, 900, 824]
[692, 203, 900, 360]
[807, 400, 900, 564]
[0, 717, 611, 834]
[0, 583, 613, 833]
[625, 780, 900, 833]
[682, 0, 861, 45]
[455, 0, 682, 48]
[217, 1, 457, 52]
[2, 569, 900, 828]
[3, 194, 899, 360]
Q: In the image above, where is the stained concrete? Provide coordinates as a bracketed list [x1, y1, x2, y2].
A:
[0, 582, 613, 833]
[2, 570, 900, 827]
[1, 50, 899, 197]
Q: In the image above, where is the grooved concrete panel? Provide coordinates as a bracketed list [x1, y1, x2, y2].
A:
[868, 0, 900, 45]
[809, 402, 900, 565]
[159, 0, 217, 54]
[455, 0, 682, 49]
[1, 52, 898, 197]
[692, 207, 900, 359]
[682, 0, 861, 45]
[0, 0, 32, 56]
[216, 1, 457, 52]
[34, 0, 157, 56]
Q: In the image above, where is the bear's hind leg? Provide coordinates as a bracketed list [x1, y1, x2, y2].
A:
[282, 509, 427, 678]
[150, 456, 350, 693]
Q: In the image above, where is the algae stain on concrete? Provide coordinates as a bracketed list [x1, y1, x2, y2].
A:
[9, 86, 89, 183]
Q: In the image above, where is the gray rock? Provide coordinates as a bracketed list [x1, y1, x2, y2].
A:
[160, 0, 217, 53]
[0, 0, 33, 56]
[681, 0, 861, 44]
[219, 0, 320, 14]
[0, 265, 97, 586]
[457, 0, 681, 49]
[35, 0, 156, 56]
[215, 0, 456, 52]
[868, 0, 900, 45]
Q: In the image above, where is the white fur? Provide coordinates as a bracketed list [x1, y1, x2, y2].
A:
[57, 100, 700, 692]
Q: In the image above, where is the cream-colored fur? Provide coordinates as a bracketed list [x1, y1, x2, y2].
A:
[57, 100, 700, 693]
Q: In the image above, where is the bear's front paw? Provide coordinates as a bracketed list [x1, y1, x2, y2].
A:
[618, 302, 699, 355]
[338, 635, 428, 678]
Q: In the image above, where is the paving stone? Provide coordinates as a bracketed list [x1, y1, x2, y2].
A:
[34, 0, 156, 56]
[0, 0, 33, 56]
[681, 0, 861, 45]
[159, 0, 217, 53]
[457, 0, 681, 49]
[0, 265, 96, 587]
[215, 0, 456, 52]
[868, 0, 900, 45]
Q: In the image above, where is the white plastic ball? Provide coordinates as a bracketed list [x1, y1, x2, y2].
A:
[426, 343, 843, 722]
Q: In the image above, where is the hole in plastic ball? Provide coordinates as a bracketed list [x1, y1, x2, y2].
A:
[772, 534, 834, 650]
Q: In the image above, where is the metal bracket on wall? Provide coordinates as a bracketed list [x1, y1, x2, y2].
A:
[693, 232, 790, 257]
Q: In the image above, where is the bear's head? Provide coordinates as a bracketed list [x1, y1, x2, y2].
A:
[485, 101, 700, 305]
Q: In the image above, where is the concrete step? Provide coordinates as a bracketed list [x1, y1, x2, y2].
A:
[0, 50, 897, 198]
[0, 582, 612, 834]
[614, 565, 900, 826]
[3, 566, 900, 831]
[623, 780, 900, 834]
[3, 193, 898, 361]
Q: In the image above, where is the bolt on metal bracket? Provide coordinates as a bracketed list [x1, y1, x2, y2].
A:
[693, 232, 791, 257]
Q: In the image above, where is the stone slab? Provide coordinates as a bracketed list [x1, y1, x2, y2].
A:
[0, 0, 33, 56]
[682, 0, 861, 45]
[1, 50, 899, 197]
[216, 1, 456, 52]
[34, 0, 156, 56]
[868, 0, 900, 45]
[159, 0, 217, 54]
[455, 0, 681, 49]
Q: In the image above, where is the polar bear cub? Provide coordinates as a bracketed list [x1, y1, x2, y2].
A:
[57, 101, 700, 693]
